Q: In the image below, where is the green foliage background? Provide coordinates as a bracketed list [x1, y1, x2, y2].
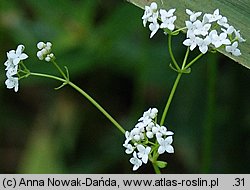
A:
[0, 0, 249, 173]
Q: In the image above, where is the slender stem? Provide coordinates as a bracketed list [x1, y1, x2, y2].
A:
[68, 81, 125, 134]
[168, 34, 180, 70]
[182, 47, 190, 69]
[160, 72, 182, 126]
[51, 60, 67, 79]
[152, 163, 161, 174]
[184, 53, 203, 69]
[29, 72, 125, 134]
[171, 27, 187, 35]
[30, 72, 65, 82]
[151, 152, 161, 174]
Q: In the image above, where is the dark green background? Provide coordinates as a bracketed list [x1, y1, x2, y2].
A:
[0, 0, 249, 173]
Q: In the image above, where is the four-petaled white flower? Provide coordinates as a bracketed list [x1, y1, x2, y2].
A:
[157, 136, 174, 154]
[160, 9, 176, 31]
[6, 45, 28, 66]
[196, 36, 212, 54]
[193, 20, 211, 36]
[186, 9, 202, 22]
[130, 152, 143, 171]
[209, 30, 231, 48]
[160, 15, 176, 31]
[183, 34, 198, 51]
[204, 9, 222, 23]
[226, 41, 241, 56]
[217, 16, 229, 28]
[137, 145, 151, 164]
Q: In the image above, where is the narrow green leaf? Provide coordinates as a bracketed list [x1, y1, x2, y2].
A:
[156, 160, 168, 168]
[127, 0, 250, 69]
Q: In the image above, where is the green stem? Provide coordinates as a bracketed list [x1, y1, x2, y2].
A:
[184, 53, 203, 69]
[182, 47, 190, 69]
[29, 72, 125, 134]
[51, 60, 67, 80]
[30, 72, 65, 82]
[160, 72, 182, 126]
[68, 81, 125, 134]
[152, 163, 161, 174]
[151, 152, 161, 174]
[168, 34, 180, 70]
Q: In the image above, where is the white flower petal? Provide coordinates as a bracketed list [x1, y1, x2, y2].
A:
[165, 145, 174, 153]
[158, 146, 165, 154]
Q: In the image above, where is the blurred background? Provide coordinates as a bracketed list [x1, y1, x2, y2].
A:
[0, 0, 249, 173]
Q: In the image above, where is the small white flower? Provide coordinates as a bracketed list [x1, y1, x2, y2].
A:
[6, 65, 18, 78]
[185, 21, 196, 38]
[160, 16, 176, 31]
[183, 34, 198, 50]
[5, 77, 19, 92]
[204, 9, 222, 23]
[149, 21, 160, 38]
[159, 126, 174, 136]
[124, 131, 132, 145]
[142, 108, 158, 119]
[221, 25, 235, 35]
[217, 16, 229, 28]
[130, 152, 142, 171]
[123, 143, 135, 154]
[234, 29, 246, 42]
[146, 131, 154, 138]
[160, 9, 176, 18]
[37, 41, 46, 49]
[137, 144, 151, 164]
[138, 116, 151, 126]
[152, 124, 160, 134]
[142, 2, 158, 27]
[7, 45, 28, 66]
[196, 36, 211, 54]
[157, 136, 174, 154]
[226, 41, 241, 56]
[145, 122, 154, 130]
[186, 9, 202, 22]
[193, 20, 211, 36]
[37, 51, 44, 60]
[209, 30, 231, 48]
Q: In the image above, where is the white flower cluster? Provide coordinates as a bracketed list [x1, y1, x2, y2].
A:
[36, 41, 55, 62]
[142, 2, 177, 38]
[123, 108, 174, 171]
[183, 8, 245, 55]
[142, 2, 245, 56]
[4, 45, 28, 92]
